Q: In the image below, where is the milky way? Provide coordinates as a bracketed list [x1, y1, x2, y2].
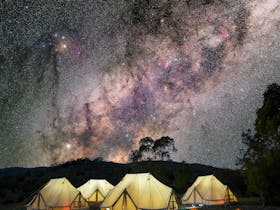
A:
[0, 0, 279, 168]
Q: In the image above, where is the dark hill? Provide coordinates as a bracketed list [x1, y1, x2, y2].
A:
[0, 159, 246, 204]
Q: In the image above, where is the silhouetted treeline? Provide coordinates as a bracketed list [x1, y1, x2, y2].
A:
[0, 159, 245, 204]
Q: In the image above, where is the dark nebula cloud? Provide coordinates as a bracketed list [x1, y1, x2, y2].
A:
[0, 0, 279, 168]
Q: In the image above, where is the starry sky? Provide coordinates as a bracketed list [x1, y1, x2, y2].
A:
[0, 0, 279, 169]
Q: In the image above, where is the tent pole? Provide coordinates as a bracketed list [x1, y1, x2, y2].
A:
[172, 193, 175, 210]
[194, 188, 196, 205]
[96, 189, 99, 203]
[124, 191, 127, 210]
[79, 193, 81, 209]
[38, 194, 40, 210]
[227, 187, 230, 206]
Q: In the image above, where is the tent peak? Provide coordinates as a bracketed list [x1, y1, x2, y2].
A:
[48, 177, 72, 184]
[89, 179, 106, 181]
[198, 174, 214, 177]
[125, 172, 151, 175]
[49, 177, 67, 180]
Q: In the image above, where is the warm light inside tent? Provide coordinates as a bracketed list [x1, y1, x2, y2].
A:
[216, 200, 225, 205]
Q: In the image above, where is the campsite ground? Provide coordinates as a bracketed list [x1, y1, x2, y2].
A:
[201, 206, 280, 210]
[1, 203, 280, 210]
[199, 206, 280, 210]
[0, 203, 24, 210]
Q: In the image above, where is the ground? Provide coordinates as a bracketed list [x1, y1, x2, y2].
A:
[1, 203, 280, 210]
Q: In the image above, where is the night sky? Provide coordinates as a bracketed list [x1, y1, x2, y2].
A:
[0, 0, 279, 169]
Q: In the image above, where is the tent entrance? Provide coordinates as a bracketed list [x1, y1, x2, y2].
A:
[112, 190, 137, 210]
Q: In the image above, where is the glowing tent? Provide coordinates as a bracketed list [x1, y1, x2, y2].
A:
[78, 179, 114, 205]
[100, 173, 178, 210]
[26, 177, 89, 210]
[181, 175, 238, 206]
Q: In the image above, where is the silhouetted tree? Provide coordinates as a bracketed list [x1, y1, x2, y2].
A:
[238, 83, 280, 205]
[139, 137, 154, 160]
[153, 136, 177, 160]
[129, 150, 142, 162]
[256, 83, 280, 142]
[129, 137, 154, 162]
[129, 136, 177, 162]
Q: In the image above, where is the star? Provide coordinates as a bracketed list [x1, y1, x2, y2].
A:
[66, 144, 71, 149]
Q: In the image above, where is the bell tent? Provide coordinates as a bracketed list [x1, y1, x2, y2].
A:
[26, 177, 89, 210]
[181, 175, 238, 206]
[78, 179, 114, 205]
[100, 173, 178, 210]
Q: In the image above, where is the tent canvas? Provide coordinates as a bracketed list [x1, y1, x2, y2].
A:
[78, 179, 114, 205]
[26, 177, 89, 210]
[100, 173, 178, 210]
[181, 175, 238, 206]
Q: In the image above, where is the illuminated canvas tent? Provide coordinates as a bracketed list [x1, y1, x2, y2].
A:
[78, 179, 114, 205]
[26, 177, 89, 210]
[181, 175, 238, 206]
[100, 173, 178, 210]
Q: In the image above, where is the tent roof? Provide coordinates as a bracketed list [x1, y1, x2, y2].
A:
[182, 174, 232, 203]
[78, 179, 114, 199]
[101, 173, 173, 209]
[37, 177, 81, 207]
